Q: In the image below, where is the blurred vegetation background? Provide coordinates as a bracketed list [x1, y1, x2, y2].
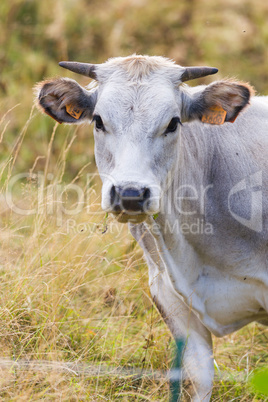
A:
[1, 0, 268, 178]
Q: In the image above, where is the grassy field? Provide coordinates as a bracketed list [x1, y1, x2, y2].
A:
[1, 0, 268, 400]
[0, 111, 267, 401]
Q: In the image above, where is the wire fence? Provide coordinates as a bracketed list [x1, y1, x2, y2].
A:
[0, 337, 258, 401]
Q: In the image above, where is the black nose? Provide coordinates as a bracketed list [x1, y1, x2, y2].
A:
[110, 186, 150, 213]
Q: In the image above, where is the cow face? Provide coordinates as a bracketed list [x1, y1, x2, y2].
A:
[36, 56, 252, 223]
[93, 76, 184, 222]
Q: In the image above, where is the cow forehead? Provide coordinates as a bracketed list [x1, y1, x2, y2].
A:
[94, 77, 180, 126]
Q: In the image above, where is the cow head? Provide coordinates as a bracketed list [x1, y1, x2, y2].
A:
[36, 55, 253, 223]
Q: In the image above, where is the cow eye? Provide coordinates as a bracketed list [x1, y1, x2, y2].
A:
[164, 117, 181, 135]
[93, 115, 105, 131]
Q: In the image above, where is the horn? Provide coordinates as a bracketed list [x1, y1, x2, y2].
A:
[59, 61, 97, 80]
[181, 66, 218, 82]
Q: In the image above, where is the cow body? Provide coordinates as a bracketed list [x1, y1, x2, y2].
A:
[36, 56, 268, 401]
[142, 97, 268, 336]
[130, 99, 268, 399]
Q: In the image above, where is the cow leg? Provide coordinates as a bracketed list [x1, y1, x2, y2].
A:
[150, 273, 214, 401]
[130, 223, 214, 399]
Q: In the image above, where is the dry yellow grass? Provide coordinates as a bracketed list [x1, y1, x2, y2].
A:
[0, 108, 267, 401]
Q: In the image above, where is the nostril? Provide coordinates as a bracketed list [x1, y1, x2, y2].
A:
[110, 185, 116, 206]
[143, 188, 150, 201]
[111, 185, 122, 211]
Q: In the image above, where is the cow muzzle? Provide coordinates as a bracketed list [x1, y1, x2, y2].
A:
[110, 185, 151, 214]
[101, 180, 160, 223]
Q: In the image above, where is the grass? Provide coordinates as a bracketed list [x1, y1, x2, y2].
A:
[1, 0, 268, 399]
[0, 109, 267, 401]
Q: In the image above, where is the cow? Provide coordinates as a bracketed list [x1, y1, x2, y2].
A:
[35, 55, 268, 401]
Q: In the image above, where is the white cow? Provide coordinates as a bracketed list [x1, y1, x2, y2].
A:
[36, 55, 268, 401]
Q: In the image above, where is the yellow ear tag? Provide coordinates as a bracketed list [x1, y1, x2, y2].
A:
[65, 104, 83, 119]
[201, 106, 227, 125]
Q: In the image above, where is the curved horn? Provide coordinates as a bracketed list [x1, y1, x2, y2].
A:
[181, 66, 218, 82]
[59, 61, 97, 80]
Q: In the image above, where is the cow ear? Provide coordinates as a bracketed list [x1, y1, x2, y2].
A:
[35, 78, 97, 124]
[182, 81, 254, 125]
